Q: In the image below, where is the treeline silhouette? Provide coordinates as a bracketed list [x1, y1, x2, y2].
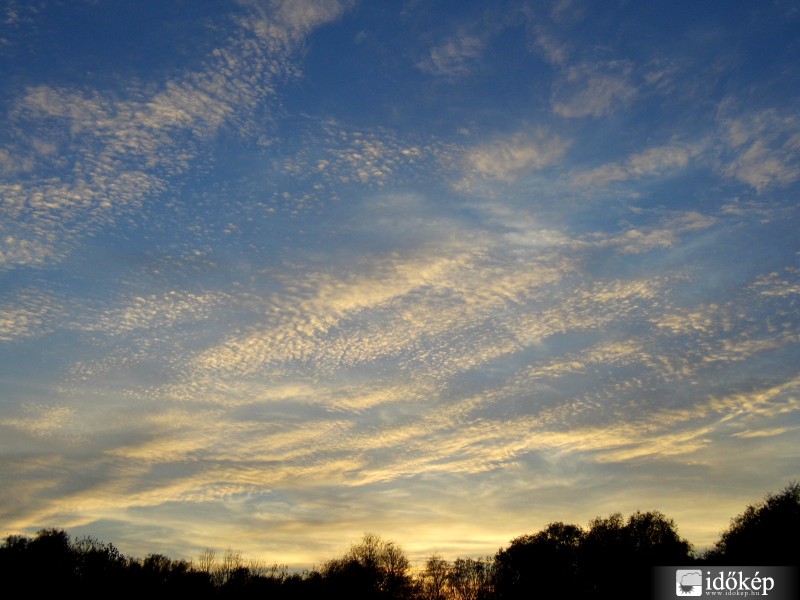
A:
[2, 483, 797, 599]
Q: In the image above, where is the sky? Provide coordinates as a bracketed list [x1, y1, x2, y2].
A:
[1, 0, 799, 568]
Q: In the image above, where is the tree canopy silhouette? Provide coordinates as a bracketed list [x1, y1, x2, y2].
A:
[705, 481, 800, 565]
[419, 552, 450, 600]
[1, 483, 797, 598]
[580, 510, 692, 599]
[321, 532, 412, 600]
[492, 512, 691, 600]
[494, 521, 584, 599]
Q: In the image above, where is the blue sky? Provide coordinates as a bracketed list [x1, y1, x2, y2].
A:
[1, 0, 799, 567]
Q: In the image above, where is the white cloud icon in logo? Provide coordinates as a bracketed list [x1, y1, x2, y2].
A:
[676, 570, 703, 596]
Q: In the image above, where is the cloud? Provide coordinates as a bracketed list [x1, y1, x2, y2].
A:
[527, 24, 570, 66]
[0, 146, 35, 176]
[179, 245, 484, 386]
[138, 228, 794, 487]
[4, 248, 798, 561]
[572, 142, 704, 187]
[751, 271, 800, 298]
[453, 130, 570, 193]
[238, 0, 354, 44]
[552, 61, 638, 118]
[417, 32, 487, 77]
[605, 211, 717, 255]
[6, 138, 790, 549]
[732, 426, 799, 439]
[86, 291, 230, 336]
[0, 404, 80, 440]
[464, 131, 570, 179]
[0, 289, 64, 341]
[0, 1, 353, 272]
[3, 0, 799, 567]
[718, 107, 800, 192]
[520, 0, 584, 67]
[264, 121, 454, 213]
[159, 197, 598, 408]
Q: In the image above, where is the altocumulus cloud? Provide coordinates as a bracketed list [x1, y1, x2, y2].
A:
[1, 0, 799, 568]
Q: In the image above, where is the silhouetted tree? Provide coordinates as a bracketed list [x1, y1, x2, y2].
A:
[72, 536, 127, 592]
[11, 488, 799, 600]
[193, 546, 295, 597]
[26, 529, 79, 593]
[126, 551, 213, 596]
[449, 557, 493, 600]
[493, 522, 584, 599]
[216, 547, 245, 586]
[418, 553, 450, 600]
[195, 547, 217, 574]
[705, 482, 800, 565]
[322, 533, 412, 600]
[581, 511, 692, 599]
[323, 555, 379, 599]
[0, 534, 33, 591]
[296, 568, 325, 599]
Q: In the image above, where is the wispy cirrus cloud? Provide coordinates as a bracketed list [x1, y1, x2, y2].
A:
[3, 252, 798, 559]
[552, 60, 638, 118]
[237, 0, 354, 44]
[453, 129, 570, 194]
[572, 141, 705, 187]
[416, 31, 487, 77]
[462, 130, 570, 180]
[6, 365, 797, 540]
[718, 107, 800, 192]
